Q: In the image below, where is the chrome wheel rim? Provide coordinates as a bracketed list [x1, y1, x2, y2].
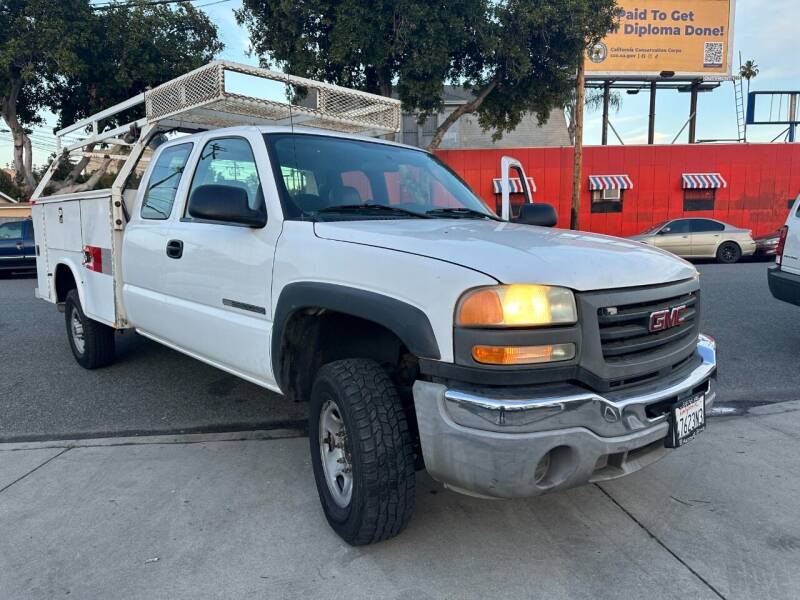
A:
[319, 399, 353, 508]
[70, 310, 85, 354]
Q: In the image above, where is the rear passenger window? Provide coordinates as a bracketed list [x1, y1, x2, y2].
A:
[141, 143, 193, 220]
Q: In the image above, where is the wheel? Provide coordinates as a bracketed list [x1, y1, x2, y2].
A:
[716, 241, 742, 264]
[309, 358, 416, 545]
[65, 289, 116, 369]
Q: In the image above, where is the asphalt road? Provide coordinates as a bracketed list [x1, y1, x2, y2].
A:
[1, 261, 799, 442]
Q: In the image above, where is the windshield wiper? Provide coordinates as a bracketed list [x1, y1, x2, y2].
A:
[316, 203, 430, 218]
[425, 207, 496, 220]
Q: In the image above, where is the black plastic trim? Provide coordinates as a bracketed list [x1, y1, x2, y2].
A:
[271, 282, 441, 385]
[768, 266, 800, 307]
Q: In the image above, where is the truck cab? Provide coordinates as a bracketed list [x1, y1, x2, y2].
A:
[31, 61, 717, 546]
[768, 194, 800, 306]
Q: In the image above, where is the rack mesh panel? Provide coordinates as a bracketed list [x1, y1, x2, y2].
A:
[145, 62, 400, 134]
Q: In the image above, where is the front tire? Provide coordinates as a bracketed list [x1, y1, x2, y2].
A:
[309, 359, 416, 545]
[716, 241, 742, 264]
[65, 289, 116, 369]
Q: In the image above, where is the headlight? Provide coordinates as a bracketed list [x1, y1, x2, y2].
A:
[456, 285, 577, 327]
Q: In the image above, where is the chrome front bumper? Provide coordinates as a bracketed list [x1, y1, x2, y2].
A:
[413, 334, 717, 499]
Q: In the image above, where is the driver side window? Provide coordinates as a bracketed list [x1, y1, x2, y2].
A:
[187, 137, 263, 216]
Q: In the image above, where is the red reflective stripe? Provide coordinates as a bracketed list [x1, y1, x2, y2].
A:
[83, 245, 103, 273]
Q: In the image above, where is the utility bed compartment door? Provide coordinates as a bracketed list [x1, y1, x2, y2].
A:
[43, 201, 82, 252]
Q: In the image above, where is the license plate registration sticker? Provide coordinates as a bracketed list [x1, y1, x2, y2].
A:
[668, 394, 706, 448]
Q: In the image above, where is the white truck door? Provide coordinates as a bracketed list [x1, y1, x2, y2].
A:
[155, 133, 280, 384]
[122, 140, 196, 333]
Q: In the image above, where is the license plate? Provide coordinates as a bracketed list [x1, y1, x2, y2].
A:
[667, 394, 706, 448]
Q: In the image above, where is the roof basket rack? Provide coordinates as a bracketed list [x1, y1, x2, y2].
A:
[55, 61, 401, 152]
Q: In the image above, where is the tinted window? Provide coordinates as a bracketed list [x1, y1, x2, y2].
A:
[0, 221, 23, 240]
[265, 133, 496, 220]
[690, 219, 724, 232]
[141, 143, 193, 220]
[188, 137, 263, 212]
[684, 188, 716, 211]
[662, 220, 691, 234]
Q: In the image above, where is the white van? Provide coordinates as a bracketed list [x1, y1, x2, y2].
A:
[768, 195, 800, 306]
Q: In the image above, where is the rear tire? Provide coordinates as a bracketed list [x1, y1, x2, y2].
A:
[65, 289, 115, 369]
[309, 358, 416, 545]
[716, 241, 741, 264]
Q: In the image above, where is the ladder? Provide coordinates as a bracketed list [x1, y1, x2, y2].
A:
[734, 75, 746, 142]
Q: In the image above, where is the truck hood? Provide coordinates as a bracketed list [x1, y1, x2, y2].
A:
[314, 219, 696, 291]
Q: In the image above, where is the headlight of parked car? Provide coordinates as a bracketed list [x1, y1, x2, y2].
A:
[456, 284, 577, 327]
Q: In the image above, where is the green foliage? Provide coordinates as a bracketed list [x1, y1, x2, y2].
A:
[237, 0, 618, 147]
[0, 0, 224, 192]
[740, 59, 759, 82]
[0, 0, 91, 127]
[51, 1, 224, 129]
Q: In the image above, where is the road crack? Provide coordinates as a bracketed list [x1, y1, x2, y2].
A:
[0, 448, 71, 495]
[596, 483, 727, 600]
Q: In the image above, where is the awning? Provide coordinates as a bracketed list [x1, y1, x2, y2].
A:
[492, 177, 536, 194]
[682, 173, 727, 189]
[588, 175, 633, 190]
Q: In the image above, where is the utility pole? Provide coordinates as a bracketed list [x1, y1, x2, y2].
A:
[688, 81, 699, 143]
[571, 59, 586, 230]
[648, 81, 657, 144]
[601, 81, 610, 145]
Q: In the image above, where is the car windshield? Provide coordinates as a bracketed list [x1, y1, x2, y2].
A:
[264, 133, 498, 221]
[641, 221, 668, 234]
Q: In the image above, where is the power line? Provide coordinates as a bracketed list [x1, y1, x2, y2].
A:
[91, 0, 231, 10]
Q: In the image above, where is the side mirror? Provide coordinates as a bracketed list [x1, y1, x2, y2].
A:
[188, 184, 266, 228]
[513, 203, 557, 227]
[658, 228, 670, 235]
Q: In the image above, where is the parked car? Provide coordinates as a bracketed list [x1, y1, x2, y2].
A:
[32, 62, 717, 545]
[754, 229, 782, 258]
[0, 218, 35, 274]
[630, 218, 756, 264]
[768, 196, 800, 306]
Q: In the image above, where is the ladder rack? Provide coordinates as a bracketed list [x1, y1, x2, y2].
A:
[55, 61, 401, 152]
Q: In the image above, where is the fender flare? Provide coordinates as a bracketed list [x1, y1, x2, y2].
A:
[271, 282, 441, 385]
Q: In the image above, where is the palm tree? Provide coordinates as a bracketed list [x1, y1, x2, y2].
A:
[740, 59, 759, 96]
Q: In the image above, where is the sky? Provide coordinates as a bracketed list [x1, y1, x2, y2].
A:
[1, 0, 797, 170]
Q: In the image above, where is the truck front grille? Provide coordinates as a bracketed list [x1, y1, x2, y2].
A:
[597, 291, 698, 364]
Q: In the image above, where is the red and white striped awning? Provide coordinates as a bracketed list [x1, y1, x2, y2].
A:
[492, 177, 536, 194]
[588, 175, 633, 190]
[682, 173, 727, 189]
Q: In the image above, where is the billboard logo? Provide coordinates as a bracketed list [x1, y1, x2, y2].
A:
[588, 42, 608, 64]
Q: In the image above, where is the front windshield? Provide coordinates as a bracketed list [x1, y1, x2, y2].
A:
[264, 133, 498, 221]
[641, 221, 667, 235]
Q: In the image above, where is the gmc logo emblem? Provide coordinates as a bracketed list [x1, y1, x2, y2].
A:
[649, 305, 687, 333]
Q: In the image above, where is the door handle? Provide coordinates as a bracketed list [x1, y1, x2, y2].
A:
[166, 239, 184, 259]
[16, 242, 24, 250]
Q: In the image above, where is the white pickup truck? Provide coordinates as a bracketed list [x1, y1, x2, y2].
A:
[32, 62, 716, 545]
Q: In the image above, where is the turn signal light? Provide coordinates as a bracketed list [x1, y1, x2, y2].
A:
[472, 343, 576, 365]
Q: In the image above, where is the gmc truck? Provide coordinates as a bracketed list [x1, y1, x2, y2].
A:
[32, 62, 716, 545]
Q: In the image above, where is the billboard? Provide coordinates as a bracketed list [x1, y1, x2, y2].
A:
[586, 0, 735, 79]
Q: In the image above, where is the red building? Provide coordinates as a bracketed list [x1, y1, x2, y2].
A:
[438, 143, 800, 238]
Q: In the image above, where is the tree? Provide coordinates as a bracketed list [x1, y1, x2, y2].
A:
[237, 0, 618, 151]
[740, 59, 759, 96]
[564, 88, 622, 145]
[0, 0, 223, 197]
[0, 0, 90, 195]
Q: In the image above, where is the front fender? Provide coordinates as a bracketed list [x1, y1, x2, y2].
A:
[271, 282, 441, 388]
